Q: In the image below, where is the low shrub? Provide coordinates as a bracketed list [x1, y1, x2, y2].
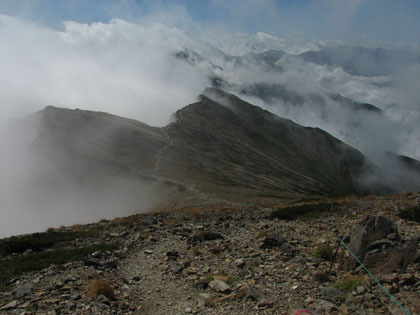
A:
[268, 202, 337, 220]
[0, 230, 99, 257]
[0, 243, 118, 289]
[333, 276, 363, 294]
[398, 205, 420, 223]
[314, 272, 330, 283]
[86, 279, 115, 300]
[313, 245, 334, 261]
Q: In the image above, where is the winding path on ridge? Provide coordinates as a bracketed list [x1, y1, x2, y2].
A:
[148, 111, 223, 207]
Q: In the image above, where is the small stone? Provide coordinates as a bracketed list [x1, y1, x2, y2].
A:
[114, 250, 126, 259]
[84, 257, 101, 267]
[0, 300, 17, 310]
[186, 269, 197, 275]
[102, 260, 118, 269]
[208, 279, 231, 293]
[15, 283, 32, 298]
[320, 286, 343, 299]
[364, 293, 375, 300]
[87, 266, 100, 278]
[187, 275, 198, 281]
[197, 293, 214, 307]
[400, 273, 416, 285]
[258, 298, 274, 307]
[244, 286, 261, 301]
[191, 232, 224, 242]
[214, 293, 237, 304]
[356, 285, 365, 295]
[96, 294, 110, 305]
[170, 263, 183, 274]
[92, 251, 101, 258]
[380, 273, 399, 283]
[193, 278, 208, 289]
[317, 299, 336, 311]
[235, 259, 246, 268]
[144, 250, 153, 255]
[213, 275, 229, 282]
[167, 251, 179, 259]
[261, 235, 286, 249]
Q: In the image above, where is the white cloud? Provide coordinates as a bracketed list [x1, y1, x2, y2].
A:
[0, 15, 207, 127]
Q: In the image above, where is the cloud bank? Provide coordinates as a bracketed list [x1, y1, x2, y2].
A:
[0, 15, 207, 127]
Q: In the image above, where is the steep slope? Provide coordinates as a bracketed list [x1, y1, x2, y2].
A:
[158, 88, 367, 200]
[31, 106, 169, 184]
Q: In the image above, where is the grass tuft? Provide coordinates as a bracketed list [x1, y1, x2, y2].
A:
[313, 245, 334, 261]
[86, 279, 115, 300]
[333, 276, 364, 294]
[398, 206, 420, 223]
[314, 272, 330, 283]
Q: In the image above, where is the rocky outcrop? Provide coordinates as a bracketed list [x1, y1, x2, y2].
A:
[346, 215, 419, 273]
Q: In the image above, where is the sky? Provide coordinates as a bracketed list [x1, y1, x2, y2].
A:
[0, 0, 420, 43]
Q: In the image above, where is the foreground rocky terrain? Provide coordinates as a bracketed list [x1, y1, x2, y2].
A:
[1, 193, 419, 314]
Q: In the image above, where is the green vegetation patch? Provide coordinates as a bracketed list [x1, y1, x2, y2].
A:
[333, 276, 364, 294]
[313, 272, 330, 283]
[398, 205, 420, 223]
[0, 230, 99, 257]
[268, 202, 338, 220]
[0, 243, 119, 290]
[313, 245, 334, 261]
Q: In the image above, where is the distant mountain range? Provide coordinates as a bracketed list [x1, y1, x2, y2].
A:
[175, 46, 387, 112]
[8, 88, 420, 208]
[299, 46, 420, 77]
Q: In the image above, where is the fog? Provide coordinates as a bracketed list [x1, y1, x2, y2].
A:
[0, 113, 171, 237]
[0, 15, 207, 128]
[1, 6, 420, 236]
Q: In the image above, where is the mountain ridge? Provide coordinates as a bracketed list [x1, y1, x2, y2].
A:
[11, 88, 377, 208]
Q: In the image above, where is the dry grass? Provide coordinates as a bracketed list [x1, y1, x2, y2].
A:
[184, 207, 204, 219]
[163, 220, 176, 227]
[189, 247, 202, 256]
[113, 215, 141, 226]
[71, 224, 85, 231]
[86, 279, 115, 300]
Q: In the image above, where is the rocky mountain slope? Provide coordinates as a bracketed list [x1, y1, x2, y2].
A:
[1, 193, 419, 314]
[14, 88, 374, 210]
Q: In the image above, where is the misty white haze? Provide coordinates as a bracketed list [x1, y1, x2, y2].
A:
[1, 1, 420, 237]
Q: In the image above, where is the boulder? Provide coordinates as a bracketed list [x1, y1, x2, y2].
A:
[345, 216, 418, 273]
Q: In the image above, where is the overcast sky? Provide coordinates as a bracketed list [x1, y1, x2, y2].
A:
[0, 0, 419, 43]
